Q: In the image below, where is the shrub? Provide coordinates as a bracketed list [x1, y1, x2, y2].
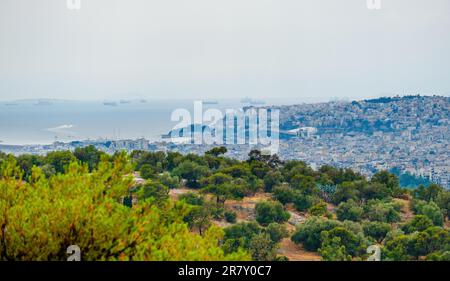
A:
[412, 200, 444, 226]
[179, 192, 205, 206]
[332, 181, 360, 204]
[225, 211, 237, 223]
[319, 233, 352, 261]
[402, 215, 434, 234]
[322, 227, 366, 256]
[336, 199, 364, 221]
[293, 192, 316, 212]
[266, 223, 288, 244]
[362, 221, 391, 242]
[255, 201, 290, 226]
[363, 199, 401, 223]
[139, 164, 155, 179]
[427, 251, 450, 261]
[272, 184, 295, 205]
[308, 201, 329, 217]
[249, 233, 277, 261]
[135, 181, 169, 202]
[291, 217, 341, 251]
[223, 222, 262, 254]
[156, 172, 180, 189]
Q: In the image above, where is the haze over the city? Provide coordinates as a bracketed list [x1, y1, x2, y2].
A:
[1, 0, 449, 101]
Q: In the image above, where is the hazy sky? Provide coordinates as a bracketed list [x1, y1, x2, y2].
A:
[0, 0, 449, 101]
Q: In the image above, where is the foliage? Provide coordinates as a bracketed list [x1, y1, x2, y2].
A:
[291, 217, 341, 251]
[1, 147, 447, 261]
[45, 150, 77, 174]
[362, 199, 402, 223]
[0, 155, 248, 261]
[183, 203, 213, 235]
[73, 145, 104, 172]
[402, 215, 434, 234]
[308, 201, 329, 217]
[321, 227, 367, 256]
[266, 223, 288, 244]
[436, 191, 450, 219]
[336, 199, 364, 222]
[272, 184, 295, 205]
[248, 233, 277, 261]
[139, 164, 155, 180]
[412, 200, 444, 226]
[263, 170, 283, 192]
[292, 192, 316, 212]
[201, 173, 245, 205]
[178, 192, 205, 206]
[371, 170, 400, 195]
[384, 226, 450, 260]
[205, 147, 227, 157]
[224, 211, 237, 223]
[135, 181, 170, 202]
[362, 221, 391, 242]
[156, 172, 180, 189]
[332, 181, 360, 204]
[318, 233, 352, 261]
[172, 160, 210, 188]
[413, 184, 444, 202]
[255, 201, 290, 226]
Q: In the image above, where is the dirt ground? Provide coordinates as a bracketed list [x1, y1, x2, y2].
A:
[167, 188, 323, 260]
[277, 238, 321, 261]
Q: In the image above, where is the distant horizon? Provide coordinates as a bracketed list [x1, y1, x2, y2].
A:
[1, 93, 449, 104]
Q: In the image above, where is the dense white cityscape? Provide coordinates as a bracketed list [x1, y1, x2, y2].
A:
[1, 95, 449, 189]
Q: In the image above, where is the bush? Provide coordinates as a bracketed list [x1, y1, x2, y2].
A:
[255, 201, 290, 226]
[0, 156, 248, 261]
[266, 223, 288, 244]
[272, 184, 295, 205]
[263, 171, 283, 192]
[436, 191, 450, 220]
[412, 200, 444, 226]
[135, 181, 170, 202]
[383, 235, 414, 261]
[319, 233, 352, 261]
[362, 221, 391, 242]
[413, 184, 444, 202]
[363, 199, 402, 223]
[427, 251, 450, 261]
[225, 211, 237, 223]
[178, 192, 204, 206]
[249, 233, 277, 261]
[223, 222, 262, 254]
[291, 217, 341, 251]
[384, 226, 450, 260]
[336, 199, 364, 221]
[157, 172, 180, 189]
[401, 215, 433, 234]
[308, 201, 329, 217]
[139, 164, 154, 179]
[322, 227, 367, 256]
[293, 192, 316, 212]
[332, 181, 360, 204]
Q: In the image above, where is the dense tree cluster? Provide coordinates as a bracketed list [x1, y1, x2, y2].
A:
[0, 146, 449, 261]
[0, 152, 248, 261]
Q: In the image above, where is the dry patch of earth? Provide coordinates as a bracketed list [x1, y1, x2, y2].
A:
[277, 238, 321, 261]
